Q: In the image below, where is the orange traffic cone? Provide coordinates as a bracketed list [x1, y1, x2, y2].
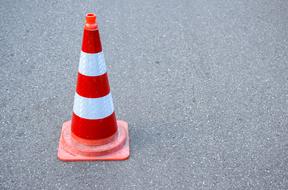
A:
[57, 13, 130, 161]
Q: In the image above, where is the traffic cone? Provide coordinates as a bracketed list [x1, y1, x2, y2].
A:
[57, 13, 130, 161]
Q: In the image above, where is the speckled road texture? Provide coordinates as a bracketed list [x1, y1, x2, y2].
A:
[1, 0, 288, 189]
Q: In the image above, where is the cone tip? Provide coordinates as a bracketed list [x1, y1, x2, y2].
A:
[86, 13, 96, 24]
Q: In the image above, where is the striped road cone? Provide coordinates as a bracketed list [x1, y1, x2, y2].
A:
[57, 13, 129, 161]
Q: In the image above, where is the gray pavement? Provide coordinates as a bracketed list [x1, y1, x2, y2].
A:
[1, 0, 288, 189]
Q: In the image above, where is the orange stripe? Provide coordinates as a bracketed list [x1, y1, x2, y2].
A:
[71, 112, 118, 140]
[76, 72, 110, 98]
[82, 29, 102, 53]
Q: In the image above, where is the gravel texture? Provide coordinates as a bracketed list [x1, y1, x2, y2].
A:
[0, 0, 288, 189]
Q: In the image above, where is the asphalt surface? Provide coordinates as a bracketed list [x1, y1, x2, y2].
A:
[1, 0, 288, 189]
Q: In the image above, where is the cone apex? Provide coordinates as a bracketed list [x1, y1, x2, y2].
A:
[85, 13, 97, 30]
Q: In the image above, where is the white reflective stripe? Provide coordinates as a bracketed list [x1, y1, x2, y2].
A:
[78, 51, 107, 76]
[73, 92, 114, 120]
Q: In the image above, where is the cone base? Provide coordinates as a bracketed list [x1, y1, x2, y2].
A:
[57, 120, 129, 161]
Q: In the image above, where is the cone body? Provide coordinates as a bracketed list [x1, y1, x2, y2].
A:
[71, 20, 117, 142]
